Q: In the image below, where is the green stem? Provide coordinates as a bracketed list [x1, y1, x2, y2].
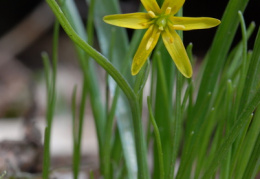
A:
[169, 70, 182, 179]
[46, 0, 133, 103]
[155, 52, 171, 120]
[43, 127, 50, 179]
[242, 133, 260, 179]
[86, 0, 95, 46]
[229, 113, 253, 178]
[235, 11, 248, 116]
[103, 85, 120, 179]
[147, 96, 164, 179]
[71, 86, 78, 179]
[42, 20, 59, 179]
[130, 99, 150, 179]
[74, 78, 88, 179]
[45, 0, 149, 178]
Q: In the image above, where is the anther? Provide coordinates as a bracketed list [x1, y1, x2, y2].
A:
[159, 26, 164, 31]
[148, 11, 156, 18]
[146, 37, 154, 50]
[165, 7, 172, 15]
[173, 25, 185, 30]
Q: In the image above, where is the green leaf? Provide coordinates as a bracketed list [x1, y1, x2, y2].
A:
[201, 88, 260, 179]
[242, 132, 260, 179]
[91, 0, 143, 178]
[241, 28, 260, 108]
[60, 0, 106, 153]
[194, 0, 249, 115]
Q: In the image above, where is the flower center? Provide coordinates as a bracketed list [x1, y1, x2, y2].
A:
[156, 17, 167, 31]
[155, 7, 172, 31]
[147, 7, 173, 31]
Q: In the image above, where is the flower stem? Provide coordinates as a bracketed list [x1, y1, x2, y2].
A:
[147, 96, 164, 179]
[45, 0, 149, 178]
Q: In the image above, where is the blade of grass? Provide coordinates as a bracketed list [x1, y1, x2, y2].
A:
[102, 27, 117, 179]
[242, 132, 260, 179]
[42, 20, 59, 179]
[176, 91, 213, 179]
[106, 28, 147, 179]
[71, 86, 79, 179]
[168, 70, 182, 179]
[60, 0, 106, 150]
[177, 0, 250, 176]
[102, 84, 120, 179]
[146, 56, 157, 147]
[193, 107, 216, 179]
[230, 29, 260, 179]
[233, 11, 249, 119]
[229, 113, 254, 178]
[222, 22, 255, 80]
[71, 86, 77, 147]
[194, 0, 249, 119]
[43, 127, 51, 179]
[42, 53, 51, 93]
[240, 28, 260, 109]
[220, 79, 233, 179]
[153, 51, 172, 178]
[73, 78, 88, 179]
[42, 53, 51, 179]
[92, 2, 145, 178]
[116, 97, 138, 179]
[147, 96, 164, 179]
[134, 61, 150, 97]
[201, 88, 260, 179]
[234, 107, 260, 179]
[91, 0, 129, 75]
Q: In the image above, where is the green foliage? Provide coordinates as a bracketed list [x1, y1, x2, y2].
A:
[43, 0, 260, 178]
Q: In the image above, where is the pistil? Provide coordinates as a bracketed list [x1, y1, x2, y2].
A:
[156, 17, 167, 31]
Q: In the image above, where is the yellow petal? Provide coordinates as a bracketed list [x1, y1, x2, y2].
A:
[162, 28, 192, 78]
[170, 17, 221, 31]
[161, 0, 185, 15]
[132, 25, 160, 75]
[141, 0, 161, 14]
[103, 13, 151, 29]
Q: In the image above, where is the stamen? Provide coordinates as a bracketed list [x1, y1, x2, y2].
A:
[173, 25, 185, 30]
[146, 37, 154, 50]
[165, 7, 172, 15]
[148, 11, 156, 18]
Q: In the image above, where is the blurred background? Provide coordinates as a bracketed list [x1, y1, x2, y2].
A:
[0, 0, 259, 177]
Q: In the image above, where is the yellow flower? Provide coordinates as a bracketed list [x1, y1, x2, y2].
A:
[103, 0, 220, 78]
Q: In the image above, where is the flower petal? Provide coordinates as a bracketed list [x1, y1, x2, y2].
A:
[141, 0, 161, 14]
[103, 13, 151, 29]
[132, 25, 160, 75]
[170, 17, 221, 31]
[161, 0, 185, 15]
[162, 28, 192, 78]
